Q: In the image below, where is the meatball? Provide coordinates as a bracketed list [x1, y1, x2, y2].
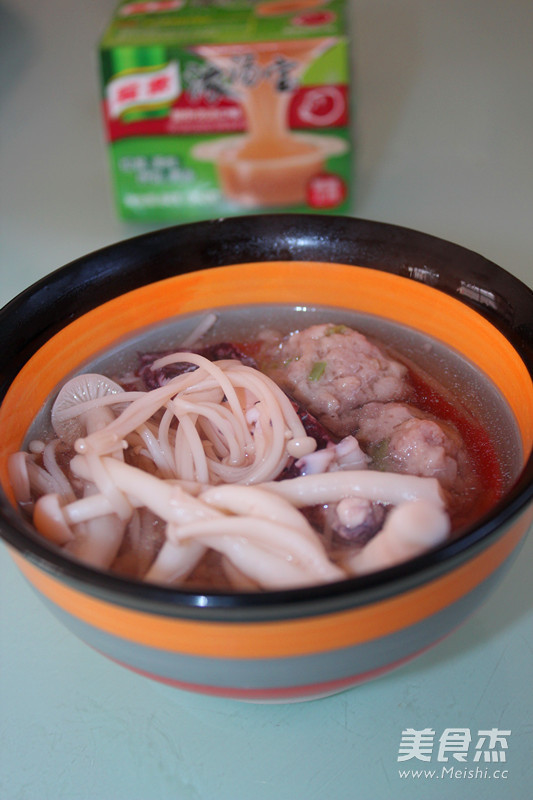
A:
[261, 323, 411, 437]
[356, 401, 477, 492]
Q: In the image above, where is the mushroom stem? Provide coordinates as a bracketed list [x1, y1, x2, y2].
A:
[199, 484, 316, 539]
[70, 455, 218, 526]
[7, 453, 32, 505]
[346, 499, 450, 575]
[143, 537, 206, 585]
[261, 470, 446, 509]
[168, 516, 345, 584]
[64, 508, 126, 570]
[8, 452, 69, 507]
[33, 494, 75, 545]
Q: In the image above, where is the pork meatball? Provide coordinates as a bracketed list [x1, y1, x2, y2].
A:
[356, 401, 478, 493]
[261, 324, 411, 437]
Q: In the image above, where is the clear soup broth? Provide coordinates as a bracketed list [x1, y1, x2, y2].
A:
[15, 304, 521, 591]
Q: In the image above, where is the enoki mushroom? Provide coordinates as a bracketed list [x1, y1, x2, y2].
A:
[8, 354, 450, 589]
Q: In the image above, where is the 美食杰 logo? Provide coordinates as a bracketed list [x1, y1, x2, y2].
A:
[397, 728, 511, 781]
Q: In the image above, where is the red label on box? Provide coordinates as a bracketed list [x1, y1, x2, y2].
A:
[104, 83, 348, 141]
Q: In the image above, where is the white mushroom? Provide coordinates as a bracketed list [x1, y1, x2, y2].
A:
[69, 456, 345, 587]
[30, 375, 130, 565]
[63, 506, 127, 570]
[221, 556, 261, 591]
[7, 452, 32, 506]
[33, 493, 75, 545]
[198, 484, 317, 540]
[70, 455, 215, 526]
[346, 499, 451, 575]
[143, 538, 206, 585]
[42, 440, 76, 502]
[51, 373, 125, 446]
[7, 451, 63, 507]
[32, 485, 128, 567]
[168, 516, 345, 586]
[261, 470, 446, 509]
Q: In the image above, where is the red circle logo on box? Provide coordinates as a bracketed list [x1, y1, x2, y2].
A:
[307, 174, 347, 208]
[297, 87, 346, 127]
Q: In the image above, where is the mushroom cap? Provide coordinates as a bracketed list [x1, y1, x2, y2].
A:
[51, 373, 124, 444]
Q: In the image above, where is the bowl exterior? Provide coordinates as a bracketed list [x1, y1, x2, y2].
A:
[1, 216, 532, 700]
[10, 505, 532, 701]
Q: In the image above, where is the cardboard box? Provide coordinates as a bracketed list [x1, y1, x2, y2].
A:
[99, 0, 353, 221]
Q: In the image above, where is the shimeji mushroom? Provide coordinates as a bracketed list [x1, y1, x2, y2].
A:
[346, 499, 450, 575]
[7, 451, 59, 510]
[262, 470, 446, 509]
[66, 457, 346, 587]
[33, 493, 75, 545]
[32, 374, 129, 567]
[51, 373, 126, 445]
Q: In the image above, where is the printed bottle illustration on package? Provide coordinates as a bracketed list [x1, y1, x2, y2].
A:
[99, 0, 353, 222]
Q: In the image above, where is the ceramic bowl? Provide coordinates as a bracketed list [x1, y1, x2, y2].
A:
[1, 215, 532, 702]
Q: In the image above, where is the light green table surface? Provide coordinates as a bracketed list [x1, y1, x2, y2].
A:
[1, 2, 532, 798]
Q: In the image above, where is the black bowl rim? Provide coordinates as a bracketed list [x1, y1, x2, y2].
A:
[1, 214, 532, 620]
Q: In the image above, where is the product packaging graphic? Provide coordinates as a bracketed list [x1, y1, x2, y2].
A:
[99, 0, 353, 221]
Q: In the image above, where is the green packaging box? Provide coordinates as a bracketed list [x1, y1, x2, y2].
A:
[99, 0, 353, 222]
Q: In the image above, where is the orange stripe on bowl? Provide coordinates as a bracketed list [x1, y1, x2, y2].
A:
[12, 509, 531, 659]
